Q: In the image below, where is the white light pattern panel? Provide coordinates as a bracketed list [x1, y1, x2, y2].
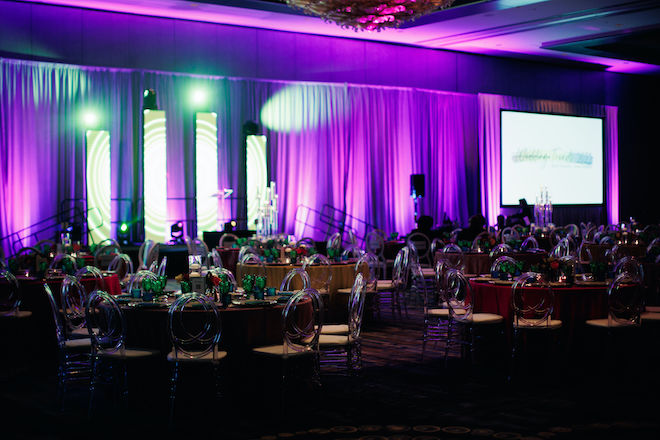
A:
[196, 112, 219, 236]
[86, 130, 111, 244]
[143, 110, 168, 242]
[246, 135, 268, 229]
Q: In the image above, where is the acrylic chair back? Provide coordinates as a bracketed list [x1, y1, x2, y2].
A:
[94, 244, 121, 268]
[302, 254, 332, 292]
[127, 270, 158, 294]
[75, 266, 104, 291]
[168, 293, 222, 360]
[49, 253, 78, 272]
[355, 252, 379, 290]
[520, 236, 540, 252]
[138, 239, 154, 269]
[0, 269, 21, 316]
[489, 243, 513, 259]
[341, 246, 364, 260]
[44, 283, 67, 347]
[364, 231, 385, 259]
[511, 272, 554, 327]
[614, 256, 644, 283]
[407, 232, 431, 265]
[607, 273, 644, 326]
[281, 288, 323, 356]
[60, 274, 88, 333]
[108, 254, 134, 282]
[392, 247, 411, 289]
[208, 267, 237, 291]
[347, 273, 367, 341]
[85, 290, 126, 355]
[239, 253, 266, 280]
[445, 269, 474, 322]
[326, 232, 342, 252]
[218, 233, 239, 248]
[439, 243, 464, 270]
[280, 268, 310, 292]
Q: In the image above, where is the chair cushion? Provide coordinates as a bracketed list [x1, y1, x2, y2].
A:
[513, 319, 562, 329]
[641, 312, 660, 321]
[585, 318, 637, 328]
[99, 348, 161, 359]
[336, 288, 352, 294]
[63, 338, 92, 349]
[1, 310, 33, 319]
[375, 280, 396, 291]
[463, 313, 504, 325]
[318, 334, 351, 346]
[167, 350, 227, 363]
[321, 324, 349, 335]
[420, 268, 436, 277]
[252, 344, 314, 357]
[644, 306, 660, 313]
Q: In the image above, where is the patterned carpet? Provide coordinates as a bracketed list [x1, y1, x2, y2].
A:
[1, 302, 659, 439]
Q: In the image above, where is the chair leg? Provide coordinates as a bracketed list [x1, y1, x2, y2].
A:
[169, 362, 179, 425]
[88, 356, 99, 419]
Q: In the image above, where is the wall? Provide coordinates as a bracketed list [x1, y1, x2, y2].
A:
[1, 0, 658, 224]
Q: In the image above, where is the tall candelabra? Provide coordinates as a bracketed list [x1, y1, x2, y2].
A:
[534, 186, 553, 230]
[256, 181, 279, 238]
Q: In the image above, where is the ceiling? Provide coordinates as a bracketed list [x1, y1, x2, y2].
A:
[25, 0, 660, 74]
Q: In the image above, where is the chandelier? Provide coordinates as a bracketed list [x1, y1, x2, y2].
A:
[285, 0, 455, 32]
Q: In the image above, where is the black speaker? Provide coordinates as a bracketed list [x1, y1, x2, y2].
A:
[411, 174, 425, 197]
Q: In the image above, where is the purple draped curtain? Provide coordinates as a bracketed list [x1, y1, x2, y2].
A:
[1, 57, 479, 256]
[478, 93, 618, 227]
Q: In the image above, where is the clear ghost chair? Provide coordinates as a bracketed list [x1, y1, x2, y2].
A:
[347, 229, 358, 246]
[318, 273, 367, 375]
[429, 238, 445, 260]
[565, 224, 580, 240]
[599, 235, 615, 245]
[167, 293, 226, 423]
[252, 288, 324, 407]
[450, 228, 463, 243]
[43, 283, 91, 410]
[75, 266, 105, 292]
[107, 254, 134, 284]
[439, 243, 464, 270]
[614, 256, 644, 283]
[520, 236, 540, 252]
[406, 232, 432, 266]
[550, 238, 574, 258]
[549, 227, 567, 247]
[94, 244, 121, 269]
[1, 269, 31, 318]
[471, 231, 492, 253]
[279, 268, 311, 292]
[154, 256, 167, 277]
[646, 238, 660, 259]
[341, 245, 364, 261]
[489, 243, 513, 259]
[218, 233, 239, 248]
[138, 239, 154, 269]
[238, 245, 259, 262]
[98, 238, 121, 249]
[509, 272, 562, 381]
[302, 254, 333, 294]
[326, 232, 342, 252]
[85, 291, 159, 416]
[295, 237, 315, 248]
[14, 246, 42, 272]
[127, 270, 159, 294]
[586, 273, 644, 328]
[391, 246, 413, 318]
[445, 269, 504, 362]
[364, 230, 386, 276]
[585, 226, 600, 243]
[490, 256, 519, 280]
[421, 259, 455, 361]
[500, 227, 519, 244]
[332, 252, 380, 326]
[60, 274, 90, 339]
[209, 248, 223, 269]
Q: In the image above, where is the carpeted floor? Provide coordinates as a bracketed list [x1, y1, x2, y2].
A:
[2, 302, 659, 440]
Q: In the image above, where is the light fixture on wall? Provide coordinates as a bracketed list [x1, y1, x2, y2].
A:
[285, 0, 454, 31]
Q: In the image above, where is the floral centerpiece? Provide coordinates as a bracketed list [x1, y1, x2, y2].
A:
[241, 274, 267, 299]
[326, 247, 342, 262]
[389, 232, 399, 241]
[457, 240, 472, 252]
[490, 260, 523, 280]
[287, 245, 315, 264]
[530, 257, 571, 283]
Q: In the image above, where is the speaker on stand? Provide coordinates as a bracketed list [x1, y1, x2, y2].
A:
[410, 174, 425, 223]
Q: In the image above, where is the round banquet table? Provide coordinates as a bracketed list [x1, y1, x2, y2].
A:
[469, 279, 608, 352]
[121, 300, 295, 355]
[236, 262, 355, 318]
[435, 251, 546, 274]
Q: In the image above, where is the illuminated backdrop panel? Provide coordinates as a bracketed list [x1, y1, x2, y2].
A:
[85, 130, 111, 244]
[246, 135, 268, 230]
[143, 110, 168, 242]
[196, 112, 219, 236]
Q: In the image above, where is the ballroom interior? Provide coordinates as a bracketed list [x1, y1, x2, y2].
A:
[1, 1, 660, 439]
